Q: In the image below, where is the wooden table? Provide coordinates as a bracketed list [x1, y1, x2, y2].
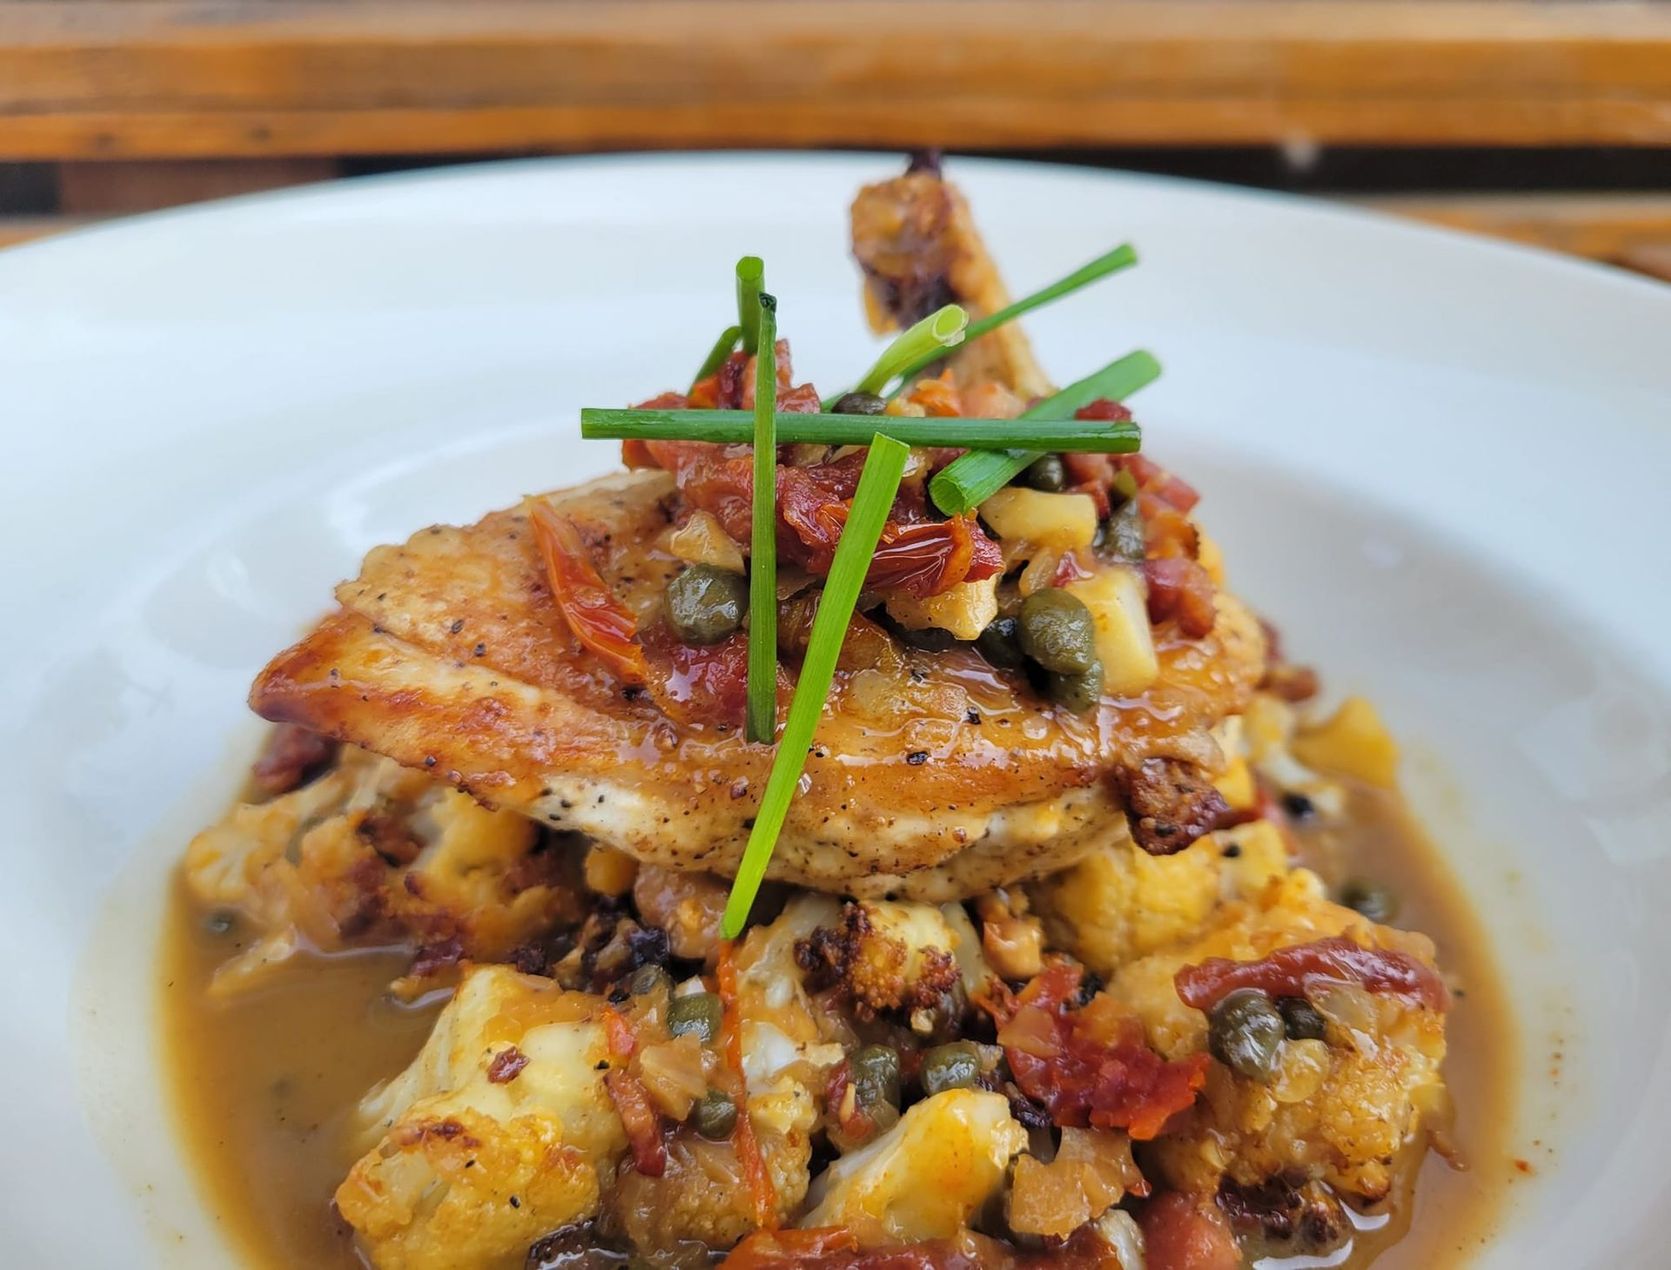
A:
[1, 1, 1667, 275]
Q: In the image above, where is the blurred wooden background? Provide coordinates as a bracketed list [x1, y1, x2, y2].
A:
[1, 1, 1668, 276]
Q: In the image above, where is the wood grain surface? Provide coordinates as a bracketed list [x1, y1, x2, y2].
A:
[1, 1, 1668, 159]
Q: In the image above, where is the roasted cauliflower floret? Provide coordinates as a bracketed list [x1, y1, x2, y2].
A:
[1114, 870, 1448, 1201]
[802, 1089, 1026, 1244]
[792, 899, 961, 1018]
[340, 966, 626, 1269]
[184, 745, 576, 995]
[1031, 818, 1289, 977]
[337, 1107, 600, 1270]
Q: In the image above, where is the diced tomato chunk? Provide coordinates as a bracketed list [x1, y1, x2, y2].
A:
[1145, 557, 1217, 638]
[1073, 398, 1134, 423]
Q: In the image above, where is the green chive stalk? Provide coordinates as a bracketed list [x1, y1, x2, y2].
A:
[723, 434, 912, 936]
[580, 408, 1141, 453]
[692, 324, 743, 387]
[745, 294, 780, 744]
[736, 257, 765, 354]
[928, 349, 1162, 516]
[885, 243, 1138, 398]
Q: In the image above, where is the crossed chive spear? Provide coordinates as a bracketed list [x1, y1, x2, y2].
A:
[580, 244, 1157, 935]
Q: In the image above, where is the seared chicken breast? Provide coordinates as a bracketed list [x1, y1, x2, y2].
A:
[252, 468, 1261, 898]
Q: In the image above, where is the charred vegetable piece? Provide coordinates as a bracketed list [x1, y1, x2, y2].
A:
[1021, 454, 1067, 492]
[830, 390, 888, 416]
[691, 1088, 739, 1139]
[1208, 989, 1286, 1083]
[851, 1044, 903, 1110]
[665, 564, 749, 646]
[1047, 660, 1104, 713]
[1278, 996, 1328, 1041]
[666, 992, 723, 1045]
[919, 1041, 983, 1095]
[977, 616, 1028, 670]
[1340, 879, 1399, 924]
[1018, 588, 1097, 674]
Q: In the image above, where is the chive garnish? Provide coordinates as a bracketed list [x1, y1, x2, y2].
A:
[885, 243, 1138, 398]
[928, 349, 1162, 515]
[746, 295, 780, 744]
[825, 304, 967, 408]
[580, 408, 1140, 453]
[722, 434, 911, 937]
[693, 324, 743, 387]
[736, 257, 765, 354]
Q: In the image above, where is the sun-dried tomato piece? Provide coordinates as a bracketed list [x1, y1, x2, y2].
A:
[867, 514, 1002, 597]
[1073, 398, 1134, 424]
[1051, 550, 1094, 588]
[992, 961, 1209, 1141]
[604, 1068, 667, 1177]
[529, 501, 648, 684]
[1174, 935, 1450, 1014]
[643, 626, 755, 730]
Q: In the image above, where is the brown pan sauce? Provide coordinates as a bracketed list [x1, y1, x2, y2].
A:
[161, 772, 1515, 1269]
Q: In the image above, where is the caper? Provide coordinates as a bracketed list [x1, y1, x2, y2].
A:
[1100, 498, 1146, 565]
[625, 963, 671, 999]
[664, 565, 748, 645]
[1017, 588, 1097, 674]
[977, 616, 1027, 670]
[1208, 989, 1286, 1083]
[1021, 455, 1066, 492]
[850, 1044, 902, 1109]
[894, 624, 957, 652]
[830, 391, 887, 416]
[919, 1041, 982, 1096]
[666, 992, 723, 1045]
[1047, 659, 1104, 713]
[690, 1089, 738, 1139]
[1340, 879, 1399, 924]
[1277, 996, 1328, 1041]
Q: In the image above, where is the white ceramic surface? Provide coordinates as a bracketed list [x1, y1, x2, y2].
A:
[1, 153, 1668, 1267]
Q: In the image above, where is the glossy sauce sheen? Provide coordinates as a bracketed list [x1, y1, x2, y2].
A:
[160, 778, 1515, 1269]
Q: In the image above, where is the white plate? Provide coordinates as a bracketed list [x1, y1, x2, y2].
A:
[1, 154, 1668, 1267]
